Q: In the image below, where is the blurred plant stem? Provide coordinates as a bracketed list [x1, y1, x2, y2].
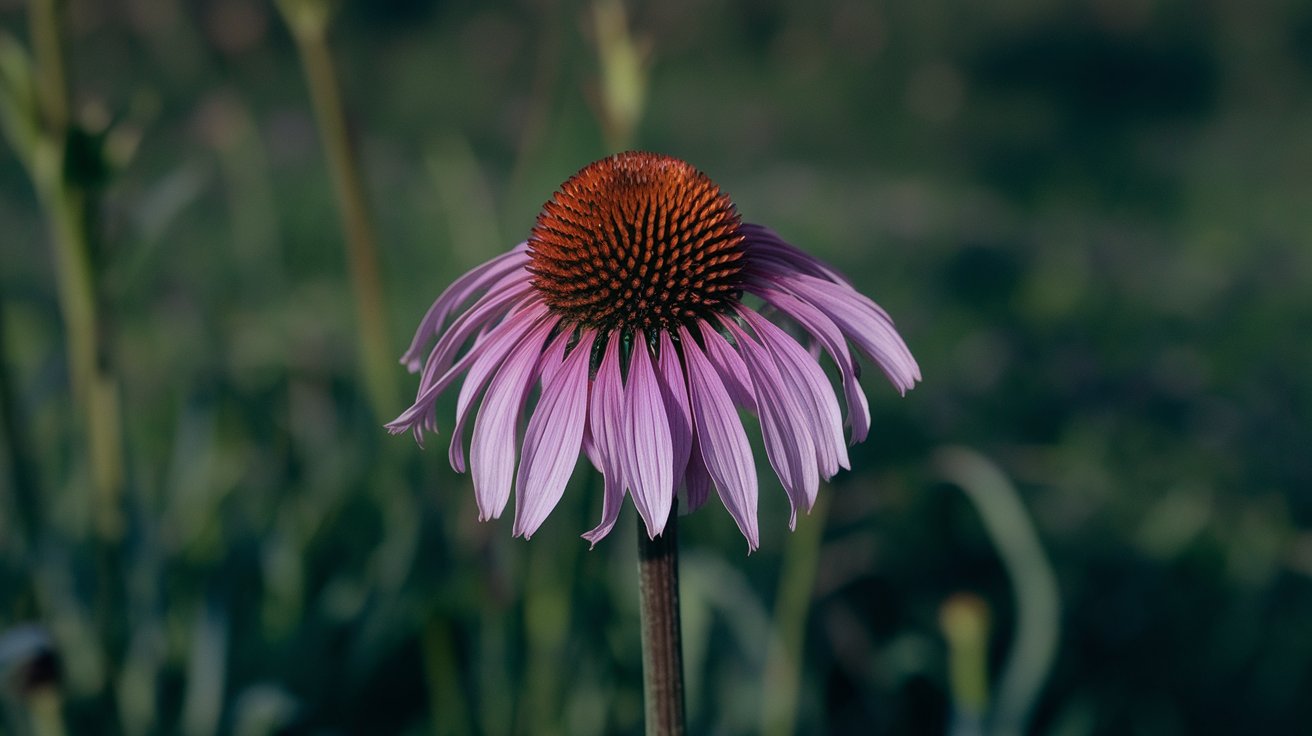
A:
[505, 0, 562, 199]
[14, 6, 129, 730]
[0, 301, 42, 548]
[27, 0, 65, 134]
[591, 0, 647, 152]
[937, 447, 1060, 736]
[761, 492, 830, 736]
[28, 689, 69, 736]
[277, 0, 397, 419]
[421, 615, 471, 736]
[519, 472, 596, 735]
[940, 593, 991, 736]
[638, 511, 686, 736]
[25, 0, 124, 541]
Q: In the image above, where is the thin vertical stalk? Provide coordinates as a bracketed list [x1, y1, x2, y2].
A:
[28, 689, 69, 736]
[28, 0, 66, 132]
[941, 593, 991, 736]
[0, 299, 42, 547]
[28, 0, 124, 541]
[637, 512, 686, 736]
[936, 447, 1060, 736]
[421, 615, 472, 736]
[279, 1, 396, 417]
[591, 0, 646, 153]
[22, 3, 127, 727]
[761, 491, 830, 736]
[519, 472, 593, 735]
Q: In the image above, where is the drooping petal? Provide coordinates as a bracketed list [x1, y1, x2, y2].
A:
[683, 434, 712, 512]
[385, 298, 545, 441]
[448, 302, 551, 472]
[400, 246, 530, 371]
[656, 330, 692, 488]
[741, 223, 853, 285]
[580, 422, 600, 469]
[468, 316, 559, 521]
[622, 332, 675, 538]
[513, 330, 596, 539]
[768, 271, 921, 394]
[415, 273, 535, 393]
[750, 282, 871, 443]
[697, 321, 757, 412]
[583, 331, 627, 545]
[738, 306, 850, 478]
[679, 325, 759, 550]
[721, 319, 818, 527]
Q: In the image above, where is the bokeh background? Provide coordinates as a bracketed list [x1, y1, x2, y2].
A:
[2, 0, 1311, 734]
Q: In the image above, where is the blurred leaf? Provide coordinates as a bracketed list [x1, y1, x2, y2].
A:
[0, 32, 38, 171]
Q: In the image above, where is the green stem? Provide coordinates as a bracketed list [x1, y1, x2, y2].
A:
[421, 615, 472, 736]
[29, 688, 69, 736]
[28, 0, 66, 133]
[638, 511, 686, 736]
[0, 298, 43, 547]
[28, 0, 124, 542]
[936, 447, 1060, 736]
[23, 2, 127, 727]
[280, 1, 397, 418]
[761, 492, 829, 736]
[940, 592, 991, 735]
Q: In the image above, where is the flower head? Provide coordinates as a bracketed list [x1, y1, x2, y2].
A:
[389, 152, 920, 550]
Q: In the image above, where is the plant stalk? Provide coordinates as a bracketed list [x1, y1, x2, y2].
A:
[638, 511, 686, 736]
[0, 299, 42, 547]
[281, 2, 397, 418]
[761, 492, 830, 736]
[28, 0, 124, 541]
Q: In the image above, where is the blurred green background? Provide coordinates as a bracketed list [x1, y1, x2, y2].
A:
[2, 0, 1310, 734]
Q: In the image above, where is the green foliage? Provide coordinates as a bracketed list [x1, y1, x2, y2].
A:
[1, 1, 1310, 734]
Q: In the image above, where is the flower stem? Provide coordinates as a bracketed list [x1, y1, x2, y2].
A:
[637, 511, 686, 736]
[279, 0, 397, 418]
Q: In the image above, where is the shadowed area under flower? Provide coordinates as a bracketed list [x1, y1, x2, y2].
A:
[388, 151, 921, 550]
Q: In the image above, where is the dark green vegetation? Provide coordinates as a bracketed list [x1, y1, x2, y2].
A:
[1, 1, 1310, 734]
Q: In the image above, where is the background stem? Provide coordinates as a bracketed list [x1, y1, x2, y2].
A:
[761, 492, 830, 736]
[280, 1, 397, 418]
[936, 447, 1060, 736]
[28, 0, 124, 541]
[637, 512, 686, 736]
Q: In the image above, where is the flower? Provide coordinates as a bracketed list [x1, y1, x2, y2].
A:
[389, 152, 920, 550]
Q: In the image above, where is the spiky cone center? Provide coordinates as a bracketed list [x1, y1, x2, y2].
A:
[527, 152, 746, 335]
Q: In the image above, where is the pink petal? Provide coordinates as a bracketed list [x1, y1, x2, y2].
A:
[448, 302, 551, 472]
[679, 325, 759, 551]
[385, 299, 545, 441]
[738, 307, 850, 479]
[513, 330, 596, 539]
[622, 333, 675, 538]
[400, 246, 529, 371]
[656, 331, 692, 490]
[698, 320, 757, 412]
[469, 316, 559, 521]
[741, 223, 853, 286]
[682, 434, 712, 512]
[768, 271, 921, 394]
[750, 282, 871, 443]
[414, 274, 535, 396]
[721, 319, 818, 528]
[583, 331, 627, 545]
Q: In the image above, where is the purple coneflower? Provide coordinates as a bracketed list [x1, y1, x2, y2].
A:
[389, 152, 920, 550]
